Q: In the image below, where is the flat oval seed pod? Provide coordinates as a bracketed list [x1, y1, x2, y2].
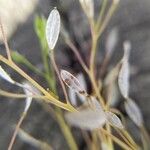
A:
[61, 70, 87, 96]
[125, 98, 143, 127]
[118, 42, 131, 98]
[68, 87, 77, 106]
[104, 64, 120, 106]
[46, 8, 60, 50]
[68, 73, 87, 106]
[105, 111, 124, 129]
[0, 66, 15, 84]
[118, 59, 129, 98]
[65, 108, 106, 130]
[105, 27, 118, 56]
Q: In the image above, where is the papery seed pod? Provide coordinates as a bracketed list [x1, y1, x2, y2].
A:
[105, 111, 124, 129]
[79, 0, 94, 19]
[105, 27, 118, 56]
[118, 42, 131, 98]
[61, 70, 87, 96]
[46, 8, 60, 50]
[107, 83, 119, 107]
[68, 88, 77, 106]
[118, 59, 129, 98]
[0, 66, 15, 84]
[123, 41, 131, 59]
[125, 98, 143, 127]
[104, 64, 120, 106]
[65, 108, 106, 130]
[68, 73, 87, 106]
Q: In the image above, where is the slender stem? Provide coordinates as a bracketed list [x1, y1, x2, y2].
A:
[55, 109, 78, 150]
[0, 19, 12, 61]
[89, 34, 97, 75]
[50, 51, 70, 104]
[21, 58, 45, 77]
[18, 129, 52, 150]
[89, 32, 104, 104]
[97, 0, 119, 38]
[41, 48, 56, 91]
[140, 125, 150, 142]
[106, 123, 114, 150]
[121, 130, 138, 148]
[8, 112, 26, 150]
[89, 72, 105, 107]
[100, 128, 134, 150]
[115, 129, 138, 149]
[91, 131, 99, 150]
[0, 55, 76, 112]
[96, 0, 108, 30]
[66, 39, 89, 74]
[0, 89, 45, 99]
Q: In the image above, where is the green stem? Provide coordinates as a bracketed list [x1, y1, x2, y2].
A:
[55, 108, 78, 150]
[41, 48, 56, 91]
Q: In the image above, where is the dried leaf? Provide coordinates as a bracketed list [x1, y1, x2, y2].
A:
[105, 111, 124, 129]
[46, 8, 60, 50]
[118, 42, 131, 98]
[65, 108, 106, 130]
[0, 66, 15, 84]
[61, 70, 87, 96]
[79, 0, 94, 19]
[125, 98, 143, 127]
[105, 27, 118, 56]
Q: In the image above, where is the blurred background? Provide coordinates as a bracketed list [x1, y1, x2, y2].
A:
[0, 0, 150, 149]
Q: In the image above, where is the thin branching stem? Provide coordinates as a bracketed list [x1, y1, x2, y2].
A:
[100, 128, 134, 150]
[97, 0, 119, 38]
[0, 55, 76, 111]
[106, 123, 114, 150]
[50, 51, 70, 104]
[96, 0, 108, 30]
[8, 112, 26, 150]
[121, 130, 138, 148]
[0, 89, 45, 99]
[18, 129, 53, 150]
[66, 39, 89, 74]
[55, 109, 78, 150]
[0, 19, 12, 61]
